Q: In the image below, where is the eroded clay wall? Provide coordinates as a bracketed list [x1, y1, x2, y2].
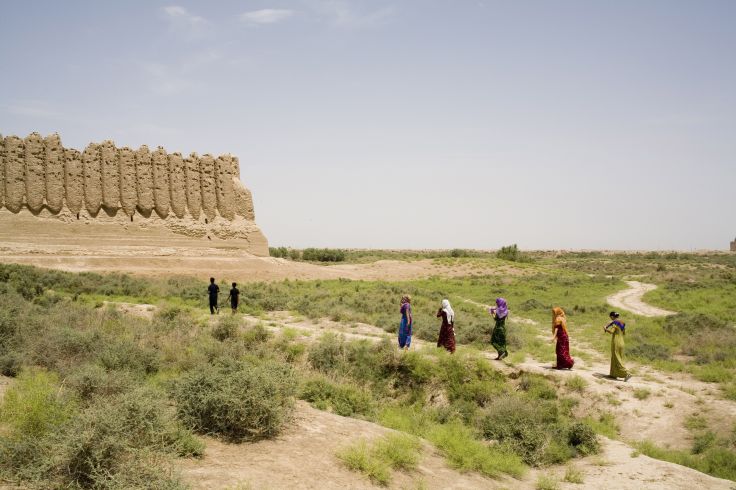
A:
[4, 136, 25, 213]
[25, 133, 45, 213]
[168, 152, 186, 218]
[64, 148, 83, 214]
[119, 147, 137, 217]
[0, 132, 257, 222]
[185, 153, 202, 219]
[45, 134, 64, 213]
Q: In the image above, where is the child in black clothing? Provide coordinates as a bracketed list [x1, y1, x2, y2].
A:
[227, 282, 240, 313]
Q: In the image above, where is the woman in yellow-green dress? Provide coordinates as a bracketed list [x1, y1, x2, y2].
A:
[604, 311, 631, 381]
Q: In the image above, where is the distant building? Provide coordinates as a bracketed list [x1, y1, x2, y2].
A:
[732, 238, 736, 252]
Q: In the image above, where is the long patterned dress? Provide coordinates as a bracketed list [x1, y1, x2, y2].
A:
[491, 315, 507, 358]
[436, 310, 456, 353]
[609, 322, 629, 378]
[398, 303, 412, 348]
[555, 327, 575, 369]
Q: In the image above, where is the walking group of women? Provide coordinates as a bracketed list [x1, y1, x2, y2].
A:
[399, 296, 632, 382]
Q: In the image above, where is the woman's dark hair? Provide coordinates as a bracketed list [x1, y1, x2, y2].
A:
[609, 311, 620, 318]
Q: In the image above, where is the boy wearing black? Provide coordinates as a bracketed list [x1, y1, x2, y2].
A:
[208, 277, 219, 314]
[227, 282, 240, 313]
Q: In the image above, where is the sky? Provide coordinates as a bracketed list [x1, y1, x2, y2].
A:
[1, 0, 734, 250]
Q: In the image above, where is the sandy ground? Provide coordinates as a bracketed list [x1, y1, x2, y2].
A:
[0, 214, 525, 282]
[606, 281, 676, 317]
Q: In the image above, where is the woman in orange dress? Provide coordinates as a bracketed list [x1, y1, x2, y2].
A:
[551, 307, 574, 369]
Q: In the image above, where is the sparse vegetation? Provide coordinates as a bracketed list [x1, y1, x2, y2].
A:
[337, 434, 421, 485]
[566, 375, 588, 394]
[536, 473, 560, 490]
[1, 252, 735, 485]
[564, 464, 585, 484]
[633, 388, 651, 400]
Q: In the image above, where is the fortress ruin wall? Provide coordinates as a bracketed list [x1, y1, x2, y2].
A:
[0, 132, 267, 254]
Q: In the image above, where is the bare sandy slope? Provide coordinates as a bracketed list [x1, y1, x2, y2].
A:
[180, 401, 504, 490]
[607, 281, 676, 317]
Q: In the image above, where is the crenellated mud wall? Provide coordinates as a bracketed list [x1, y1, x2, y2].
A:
[0, 132, 258, 222]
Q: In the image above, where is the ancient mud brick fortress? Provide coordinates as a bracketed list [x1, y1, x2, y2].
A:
[0, 132, 267, 255]
[731, 238, 736, 252]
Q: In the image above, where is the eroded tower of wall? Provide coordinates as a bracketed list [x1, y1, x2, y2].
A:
[0, 132, 267, 254]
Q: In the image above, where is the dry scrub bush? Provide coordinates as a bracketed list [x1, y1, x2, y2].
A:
[173, 359, 296, 442]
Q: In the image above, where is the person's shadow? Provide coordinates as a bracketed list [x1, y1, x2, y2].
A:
[593, 372, 616, 380]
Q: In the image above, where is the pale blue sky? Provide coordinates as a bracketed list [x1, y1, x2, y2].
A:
[1, 1, 734, 250]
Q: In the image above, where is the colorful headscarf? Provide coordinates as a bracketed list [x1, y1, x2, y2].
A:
[401, 295, 411, 304]
[495, 298, 508, 318]
[552, 307, 567, 333]
[442, 299, 455, 324]
[609, 311, 625, 332]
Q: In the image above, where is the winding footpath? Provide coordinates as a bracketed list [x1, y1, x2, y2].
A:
[606, 281, 676, 317]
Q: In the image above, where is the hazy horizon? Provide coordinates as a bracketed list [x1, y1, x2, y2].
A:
[1, 1, 734, 251]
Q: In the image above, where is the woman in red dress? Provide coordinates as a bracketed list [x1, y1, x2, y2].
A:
[551, 307, 574, 369]
[436, 299, 456, 353]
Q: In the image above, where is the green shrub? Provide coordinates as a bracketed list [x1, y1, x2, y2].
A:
[308, 333, 349, 373]
[567, 422, 600, 456]
[337, 433, 421, 486]
[337, 440, 391, 486]
[51, 388, 202, 487]
[427, 422, 526, 478]
[302, 248, 346, 262]
[0, 369, 75, 439]
[0, 385, 197, 488]
[212, 316, 239, 341]
[518, 374, 557, 400]
[536, 473, 560, 490]
[66, 363, 135, 401]
[173, 359, 296, 442]
[566, 375, 587, 394]
[373, 433, 421, 471]
[97, 337, 160, 375]
[300, 377, 375, 417]
[563, 464, 584, 483]
[497, 244, 531, 263]
[269, 247, 289, 258]
[629, 342, 671, 361]
[478, 395, 564, 466]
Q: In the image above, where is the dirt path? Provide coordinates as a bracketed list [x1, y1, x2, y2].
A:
[607, 281, 676, 317]
[528, 437, 734, 490]
[248, 311, 736, 453]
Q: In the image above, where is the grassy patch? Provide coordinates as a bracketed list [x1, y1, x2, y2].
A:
[337, 434, 421, 486]
[563, 464, 585, 484]
[566, 375, 588, 394]
[633, 388, 651, 400]
[635, 440, 736, 482]
[536, 473, 560, 490]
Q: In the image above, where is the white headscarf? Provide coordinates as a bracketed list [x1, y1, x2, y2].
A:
[442, 299, 454, 324]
